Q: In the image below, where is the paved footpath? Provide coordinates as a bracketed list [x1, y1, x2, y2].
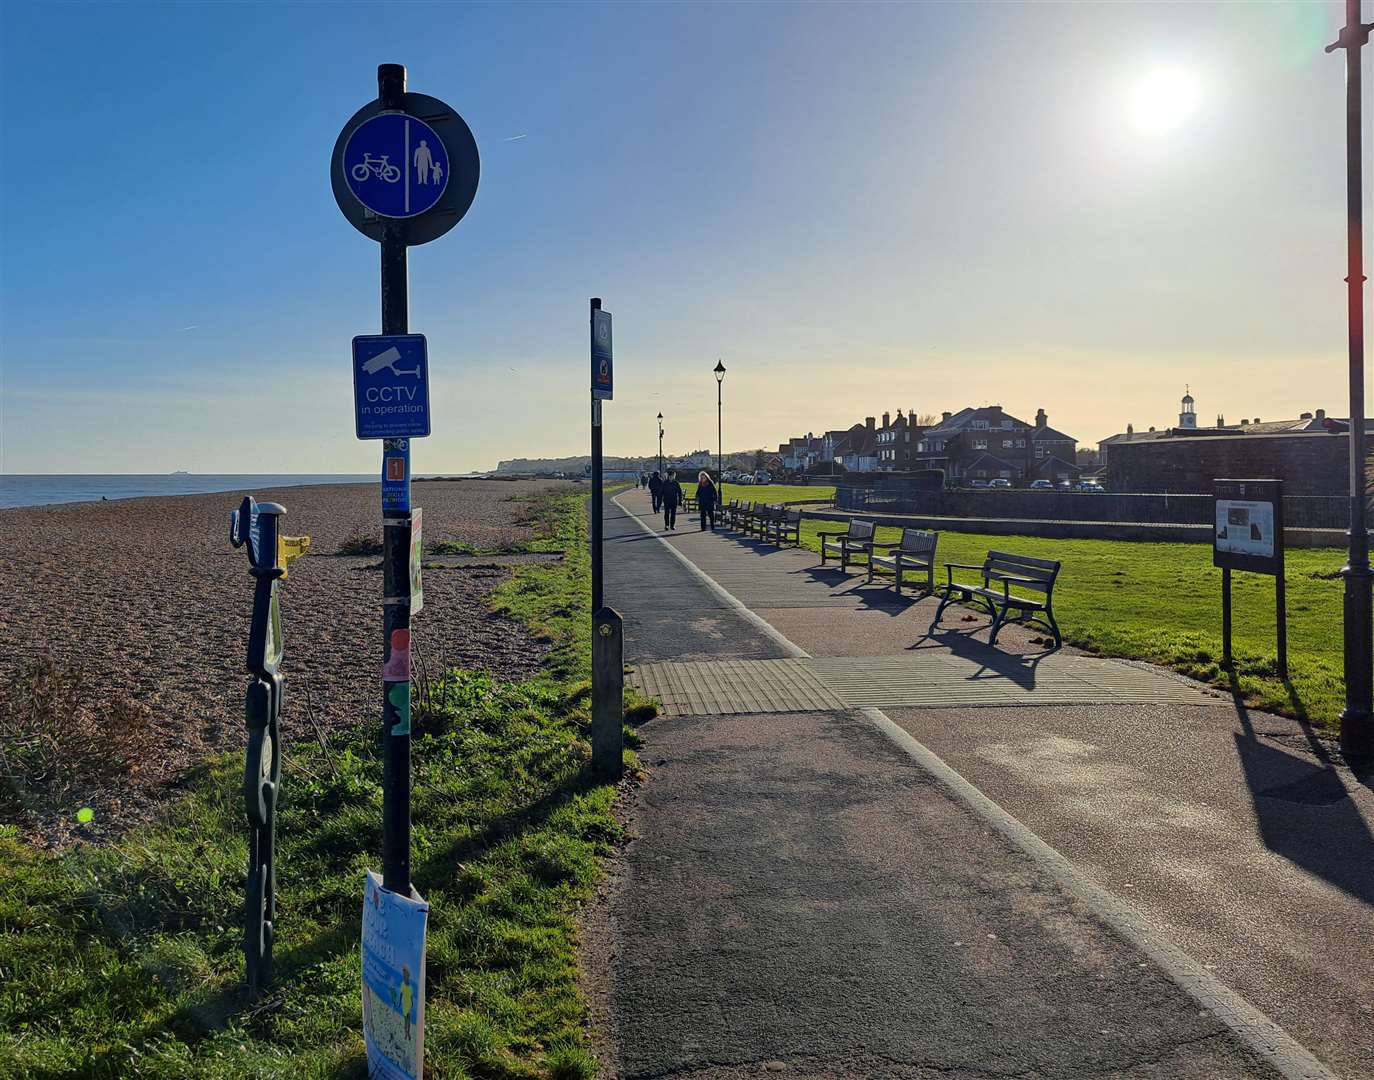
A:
[598, 490, 1372, 1080]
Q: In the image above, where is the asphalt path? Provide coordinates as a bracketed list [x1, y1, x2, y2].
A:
[599, 494, 1284, 1079]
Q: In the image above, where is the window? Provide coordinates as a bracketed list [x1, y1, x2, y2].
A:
[1000, 469, 1012, 478]
[1035, 448, 1044, 459]
[1002, 439, 1013, 449]
[1001, 420, 1013, 430]
[1016, 439, 1025, 448]
[973, 439, 988, 450]
[973, 420, 988, 430]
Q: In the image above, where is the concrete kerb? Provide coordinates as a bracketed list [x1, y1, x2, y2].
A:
[609, 490, 1340, 1080]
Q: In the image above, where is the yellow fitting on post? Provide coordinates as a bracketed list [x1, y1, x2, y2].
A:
[278, 535, 313, 578]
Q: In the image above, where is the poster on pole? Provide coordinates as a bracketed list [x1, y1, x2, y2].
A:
[591, 308, 613, 400]
[361, 871, 429, 1080]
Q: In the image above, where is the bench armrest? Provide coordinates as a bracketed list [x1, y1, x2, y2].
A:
[815, 529, 847, 537]
[943, 562, 986, 570]
[867, 540, 900, 550]
[988, 572, 1045, 587]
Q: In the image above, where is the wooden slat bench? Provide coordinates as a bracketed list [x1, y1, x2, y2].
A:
[767, 507, 803, 547]
[866, 527, 938, 594]
[817, 518, 876, 571]
[749, 505, 779, 540]
[934, 550, 1062, 648]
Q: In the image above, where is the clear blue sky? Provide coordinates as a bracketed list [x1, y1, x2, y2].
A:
[0, 1, 1357, 472]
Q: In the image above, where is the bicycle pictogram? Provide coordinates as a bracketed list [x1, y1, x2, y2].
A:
[351, 153, 401, 184]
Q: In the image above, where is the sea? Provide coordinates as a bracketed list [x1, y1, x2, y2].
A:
[1, 474, 391, 510]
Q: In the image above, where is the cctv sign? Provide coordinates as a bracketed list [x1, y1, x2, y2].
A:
[352, 334, 431, 439]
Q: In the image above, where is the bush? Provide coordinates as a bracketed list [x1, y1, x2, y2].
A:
[338, 524, 384, 556]
[0, 656, 159, 821]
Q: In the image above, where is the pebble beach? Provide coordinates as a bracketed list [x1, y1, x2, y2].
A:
[0, 478, 572, 842]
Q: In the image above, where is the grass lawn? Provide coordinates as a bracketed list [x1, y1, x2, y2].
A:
[795, 520, 1346, 731]
[718, 483, 834, 506]
[0, 489, 632, 1079]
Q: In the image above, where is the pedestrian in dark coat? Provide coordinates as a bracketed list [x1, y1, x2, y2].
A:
[648, 471, 663, 512]
[695, 471, 719, 531]
[661, 470, 683, 530]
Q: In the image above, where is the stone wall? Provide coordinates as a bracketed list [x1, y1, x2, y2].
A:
[1105, 432, 1350, 496]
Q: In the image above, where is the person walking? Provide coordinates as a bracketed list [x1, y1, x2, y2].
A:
[661, 470, 683, 530]
[696, 470, 719, 531]
[648, 470, 663, 513]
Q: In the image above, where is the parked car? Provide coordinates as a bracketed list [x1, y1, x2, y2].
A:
[736, 474, 755, 485]
[753, 471, 772, 485]
[988, 478, 1012, 489]
[1028, 479, 1054, 491]
[1075, 480, 1105, 492]
[967, 479, 990, 489]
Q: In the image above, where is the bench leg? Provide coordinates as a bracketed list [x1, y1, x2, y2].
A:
[988, 603, 1009, 646]
[1045, 606, 1062, 649]
[934, 590, 953, 626]
[894, 563, 903, 594]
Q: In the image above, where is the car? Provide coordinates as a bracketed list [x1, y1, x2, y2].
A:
[988, 478, 1012, 489]
[753, 471, 772, 484]
[1028, 479, 1054, 491]
[736, 474, 755, 485]
[967, 479, 990, 489]
[1076, 481, 1105, 492]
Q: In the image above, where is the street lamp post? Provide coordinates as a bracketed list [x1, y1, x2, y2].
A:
[714, 359, 726, 499]
[1329, 0, 1374, 758]
[657, 412, 664, 476]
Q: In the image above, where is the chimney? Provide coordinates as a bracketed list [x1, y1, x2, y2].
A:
[1126, 423, 1134, 438]
[866, 416, 875, 432]
[1035, 408, 1047, 428]
[1241, 419, 1250, 426]
[1300, 411, 1313, 420]
[1148, 426, 1156, 432]
[942, 411, 952, 422]
[882, 411, 890, 428]
[1217, 414, 1225, 428]
[1316, 408, 1326, 421]
[1254, 417, 1261, 424]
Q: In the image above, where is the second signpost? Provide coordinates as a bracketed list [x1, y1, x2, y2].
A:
[590, 298, 624, 779]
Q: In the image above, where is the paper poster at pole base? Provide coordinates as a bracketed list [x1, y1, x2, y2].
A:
[362, 870, 429, 1080]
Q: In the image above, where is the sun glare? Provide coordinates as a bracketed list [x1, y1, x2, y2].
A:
[1128, 67, 1200, 135]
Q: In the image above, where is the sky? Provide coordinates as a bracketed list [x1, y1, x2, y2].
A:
[0, 0, 1361, 474]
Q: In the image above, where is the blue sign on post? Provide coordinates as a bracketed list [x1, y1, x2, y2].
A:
[591, 309, 613, 400]
[353, 334, 431, 439]
[344, 114, 450, 219]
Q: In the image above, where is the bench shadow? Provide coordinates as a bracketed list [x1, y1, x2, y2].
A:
[1230, 695, 1374, 908]
[912, 625, 1053, 691]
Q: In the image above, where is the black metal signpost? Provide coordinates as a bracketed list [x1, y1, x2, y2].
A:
[230, 496, 310, 990]
[590, 299, 623, 778]
[332, 65, 479, 894]
[1213, 479, 1287, 678]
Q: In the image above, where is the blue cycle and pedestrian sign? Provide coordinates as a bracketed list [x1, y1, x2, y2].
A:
[344, 114, 449, 219]
[353, 334, 431, 439]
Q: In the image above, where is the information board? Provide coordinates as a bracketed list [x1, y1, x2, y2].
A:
[1213, 479, 1284, 575]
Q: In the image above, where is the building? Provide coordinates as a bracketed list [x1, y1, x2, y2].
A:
[912, 405, 1078, 484]
[875, 409, 926, 471]
[1100, 390, 1355, 493]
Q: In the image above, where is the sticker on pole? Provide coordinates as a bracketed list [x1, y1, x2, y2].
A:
[344, 114, 449, 219]
[409, 507, 423, 615]
[591, 308, 613, 400]
[362, 870, 429, 1080]
[354, 335, 430, 439]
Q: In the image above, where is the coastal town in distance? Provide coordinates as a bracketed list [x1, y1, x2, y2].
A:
[2, 3, 1372, 1080]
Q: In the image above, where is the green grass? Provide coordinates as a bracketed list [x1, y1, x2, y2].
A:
[719, 483, 833, 506]
[0, 489, 633, 1079]
[796, 520, 1346, 730]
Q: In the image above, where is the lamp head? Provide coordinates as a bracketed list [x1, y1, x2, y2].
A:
[713, 359, 726, 382]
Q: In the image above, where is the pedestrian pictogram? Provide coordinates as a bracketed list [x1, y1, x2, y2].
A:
[343, 113, 450, 219]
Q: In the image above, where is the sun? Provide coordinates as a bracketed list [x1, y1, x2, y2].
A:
[1128, 67, 1201, 135]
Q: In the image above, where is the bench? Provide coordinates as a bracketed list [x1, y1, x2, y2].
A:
[727, 500, 752, 530]
[817, 518, 875, 570]
[866, 527, 938, 594]
[767, 508, 802, 547]
[748, 504, 778, 539]
[934, 550, 1062, 647]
